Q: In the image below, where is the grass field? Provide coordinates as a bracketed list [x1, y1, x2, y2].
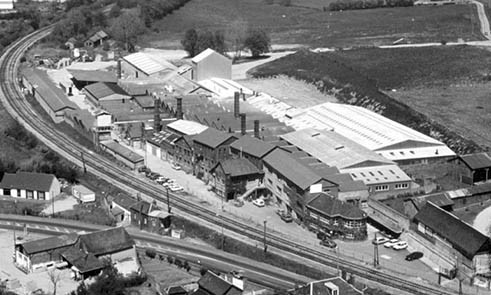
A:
[141, 0, 482, 49]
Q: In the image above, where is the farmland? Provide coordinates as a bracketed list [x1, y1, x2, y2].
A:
[141, 0, 482, 49]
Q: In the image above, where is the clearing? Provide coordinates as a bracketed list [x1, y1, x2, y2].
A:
[141, 0, 482, 49]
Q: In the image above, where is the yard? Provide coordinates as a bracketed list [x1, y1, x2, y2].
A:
[141, 0, 482, 49]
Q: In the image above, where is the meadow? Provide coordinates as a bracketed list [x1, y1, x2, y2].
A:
[141, 0, 482, 48]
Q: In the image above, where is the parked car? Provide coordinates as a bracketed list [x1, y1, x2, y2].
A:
[171, 163, 181, 170]
[138, 166, 150, 173]
[372, 236, 390, 245]
[169, 185, 184, 192]
[383, 239, 399, 248]
[320, 238, 337, 249]
[276, 209, 293, 223]
[405, 251, 423, 261]
[252, 199, 265, 207]
[392, 241, 408, 250]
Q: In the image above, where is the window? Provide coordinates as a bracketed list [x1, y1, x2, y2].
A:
[374, 185, 389, 192]
[38, 191, 45, 200]
[360, 172, 366, 177]
[268, 179, 273, 185]
[26, 190, 34, 199]
[351, 173, 357, 178]
[276, 185, 282, 193]
[3, 189, 10, 196]
[378, 171, 384, 176]
[369, 172, 375, 177]
[395, 183, 409, 190]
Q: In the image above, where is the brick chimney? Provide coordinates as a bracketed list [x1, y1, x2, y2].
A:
[240, 113, 246, 135]
[254, 120, 260, 139]
[176, 96, 183, 120]
[234, 92, 240, 118]
[154, 97, 161, 132]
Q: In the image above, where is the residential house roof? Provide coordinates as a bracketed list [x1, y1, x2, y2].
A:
[78, 227, 134, 256]
[61, 247, 104, 274]
[193, 128, 237, 149]
[263, 148, 323, 191]
[122, 52, 177, 76]
[130, 200, 155, 215]
[198, 271, 241, 295]
[294, 277, 363, 295]
[306, 192, 367, 220]
[21, 67, 77, 112]
[167, 119, 208, 136]
[230, 136, 276, 159]
[211, 158, 263, 178]
[21, 233, 78, 255]
[68, 69, 117, 83]
[0, 171, 57, 192]
[191, 48, 229, 64]
[460, 153, 491, 170]
[84, 82, 130, 100]
[111, 194, 138, 211]
[100, 140, 144, 163]
[413, 202, 491, 259]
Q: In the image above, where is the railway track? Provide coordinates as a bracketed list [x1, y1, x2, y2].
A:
[0, 27, 455, 295]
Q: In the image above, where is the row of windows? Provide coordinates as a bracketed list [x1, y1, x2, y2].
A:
[373, 183, 409, 191]
[395, 183, 409, 190]
[374, 185, 389, 191]
[4, 189, 45, 200]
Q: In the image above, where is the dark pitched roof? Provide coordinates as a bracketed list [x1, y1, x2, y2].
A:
[412, 193, 454, 210]
[111, 194, 138, 211]
[61, 247, 104, 274]
[87, 30, 108, 42]
[78, 227, 134, 256]
[414, 202, 491, 259]
[198, 271, 240, 295]
[68, 69, 117, 83]
[263, 148, 322, 190]
[306, 192, 367, 220]
[230, 136, 276, 158]
[84, 82, 129, 100]
[21, 233, 78, 255]
[326, 173, 367, 192]
[467, 182, 491, 195]
[211, 158, 263, 178]
[193, 128, 237, 149]
[460, 153, 491, 170]
[130, 200, 158, 215]
[134, 95, 155, 109]
[101, 140, 144, 163]
[167, 286, 188, 295]
[0, 172, 57, 192]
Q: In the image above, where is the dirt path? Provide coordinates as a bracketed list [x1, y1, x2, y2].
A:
[473, 205, 491, 235]
[472, 0, 491, 39]
[232, 51, 295, 80]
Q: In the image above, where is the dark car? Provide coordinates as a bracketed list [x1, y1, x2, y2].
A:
[276, 209, 293, 223]
[405, 251, 423, 261]
[320, 238, 337, 249]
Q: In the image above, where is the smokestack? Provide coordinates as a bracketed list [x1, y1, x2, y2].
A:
[234, 92, 240, 118]
[176, 97, 183, 120]
[240, 113, 246, 135]
[254, 120, 260, 139]
[117, 59, 122, 79]
[154, 97, 161, 132]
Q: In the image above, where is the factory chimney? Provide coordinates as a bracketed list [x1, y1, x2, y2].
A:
[176, 96, 183, 120]
[254, 120, 260, 139]
[154, 97, 161, 132]
[234, 92, 240, 118]
[240, 113, 246, 135]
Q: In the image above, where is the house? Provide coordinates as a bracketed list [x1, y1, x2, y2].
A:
[84, 30, 109, 48]
[229, 135, 277, 170]
[121, 52, 177, 78]
[455, 153, 491, 184]
[100, 140, 144, 170]
[191, 48, 232, 81]
[210, 158, 264, 200]
[293, 276, 363, 295]
[262, 148, 339, 221]
[173, 135, 195, 172]
[193, 128, 238, 181]
[21, 67, 77, 124]
[305, 192, 367, 240]
[193, 270, 242, 295]
[413, 202, 491, 282]
[0, 172, 61, 201]
[109, 194, 138, 224]
[83, 82, 132, 107]
[68, 69, 117, 90]
[65, 37, 78, 50]
[130, 200, 172, 234]
[71, 184, 95, 203]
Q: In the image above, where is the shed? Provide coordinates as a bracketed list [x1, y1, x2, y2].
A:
[71, 184, 96, 203]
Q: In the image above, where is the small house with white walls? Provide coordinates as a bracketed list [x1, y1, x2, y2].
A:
[191, 48, 231, 81]
[0, 172, 61, 201]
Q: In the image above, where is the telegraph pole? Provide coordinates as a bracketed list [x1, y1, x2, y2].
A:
[80, 151, 87, 174]
[263, 220, 268, 253]
[373, 233, 379, 268]
[166, 187, 171, 214]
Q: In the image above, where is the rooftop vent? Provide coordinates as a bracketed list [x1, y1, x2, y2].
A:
[335, 145, 344, 150]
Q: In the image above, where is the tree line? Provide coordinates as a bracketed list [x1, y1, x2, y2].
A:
[327, 0, 413, 11]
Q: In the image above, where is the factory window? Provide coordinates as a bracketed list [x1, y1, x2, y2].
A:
[389, 170, 395, 175]
[378, 171, 384, 176]
[395, 183, 409, 190]
[374, 185, 389, 191]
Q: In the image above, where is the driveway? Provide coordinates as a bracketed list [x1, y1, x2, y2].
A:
[232, 51, 295, 80]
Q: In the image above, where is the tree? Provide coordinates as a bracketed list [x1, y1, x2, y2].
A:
[108, 4, 121, 18]
[48, 269, 61, 295]
[213, 31, 226, 54]
[244, 29, 271, 57]
[181, 28, 198, 57]
[196, 30, 215, 55]
[109, 11, 145, 52]
[227, 20, 248, 60]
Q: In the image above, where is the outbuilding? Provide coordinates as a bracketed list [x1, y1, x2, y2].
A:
[71, 184, 96, 203]
[191, 48, 232, 81]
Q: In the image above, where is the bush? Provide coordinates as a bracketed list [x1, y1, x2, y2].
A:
[174, 258, 182, 268]
[166, 256, 174, 264]
[328, 0, 413, 11]
[244, 29, 270, 57]
[145, 248, 156, 259]
[200, 267, 208, 276]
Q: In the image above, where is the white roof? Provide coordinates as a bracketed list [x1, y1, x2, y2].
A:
[167, 119, 208, 135]
[0, 2, 13, 10]
[341, 165, 411, 185]
[287, 102, 455, 161]
[122, 52, 177, 76]
[280, 128, 394, 169]
[72, 184, 95, 195]
[192, 48, 221, 63]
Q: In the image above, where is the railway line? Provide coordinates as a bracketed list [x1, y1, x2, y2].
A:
[0, 27, 455, 295]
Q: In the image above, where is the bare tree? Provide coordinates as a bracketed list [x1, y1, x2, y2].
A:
[48, 268, 61, 295]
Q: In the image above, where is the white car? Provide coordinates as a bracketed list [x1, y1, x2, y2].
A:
[252, 199, 265, 207]
[169, 184, 184, 192]
[392, 241, 408, 250]
[372, 236, 390, 245]
[171, 163, 181, 170]
[383, 239, 399, 248]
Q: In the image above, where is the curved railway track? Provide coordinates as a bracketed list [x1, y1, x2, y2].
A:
[0, 27, 455, 295]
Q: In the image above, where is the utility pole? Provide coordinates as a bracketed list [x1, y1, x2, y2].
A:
[80, 151, 87, 174]
[373, 233, 379, 268]
[166, 187, 171, 214]
[263, 220, 268, 253]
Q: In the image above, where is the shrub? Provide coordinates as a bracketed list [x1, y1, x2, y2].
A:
[200, 267, 208, 276]
[145, 248, 156, 259]
[166, 256, 174, 264]
[174, 258, 182, 268]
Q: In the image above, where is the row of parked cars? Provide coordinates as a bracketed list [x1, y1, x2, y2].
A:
[373, 235, 423, 261]
[139, 167, 184, 192]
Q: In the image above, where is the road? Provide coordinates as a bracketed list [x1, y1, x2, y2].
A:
[0, 27, 459, 295]
[472, 0, 491, 39]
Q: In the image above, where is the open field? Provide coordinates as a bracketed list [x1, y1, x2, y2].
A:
[291, 0, 337, 9]
[239, 75, 337, 108]
[141, 0, 482, 49]
[325, 45, 491, 89]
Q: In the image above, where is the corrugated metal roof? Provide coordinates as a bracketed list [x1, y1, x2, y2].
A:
[341, 165, 411, 184]
[122, 52, 177, 76]
[230, 135, 276, 159]
[167, 119, 208, 135]
[192, 128, 237, 149]
[84, 82, 129, 100]
[460, 153, 491, 170]
[68, 69, 117, 83]
[101, 140, 144, 163]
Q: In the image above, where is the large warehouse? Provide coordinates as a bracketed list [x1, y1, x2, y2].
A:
[285, 102, 456, 165]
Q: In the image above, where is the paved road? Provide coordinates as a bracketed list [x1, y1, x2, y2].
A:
[472, 0, 491, 39]
[232, 51, 295, 80]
